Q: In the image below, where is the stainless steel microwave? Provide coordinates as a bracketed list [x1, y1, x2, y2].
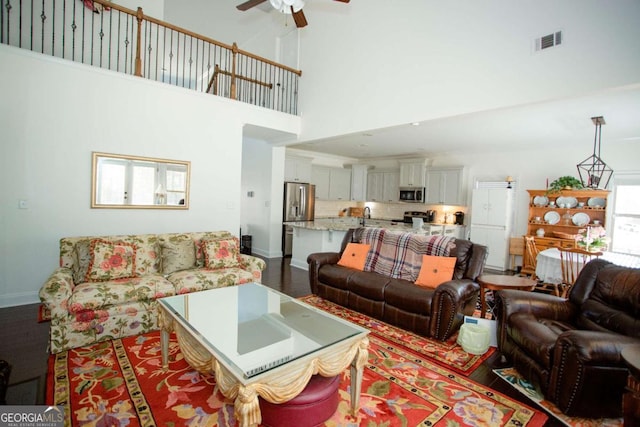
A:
[399, 187, 425, 203]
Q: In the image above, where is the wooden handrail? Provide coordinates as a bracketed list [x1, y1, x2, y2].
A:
[214, 65, 274, 89]
[89, 0, 302, 77]
[207, 64, 273, 96]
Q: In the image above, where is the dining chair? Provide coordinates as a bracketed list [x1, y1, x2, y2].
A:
[520, 236, 538, 278]
[509, 237, 524, 272]
[522, 236, 562, 296]
[558, 247, 603, 298]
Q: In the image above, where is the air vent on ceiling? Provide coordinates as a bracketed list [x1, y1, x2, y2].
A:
[535, 30, 562, 52]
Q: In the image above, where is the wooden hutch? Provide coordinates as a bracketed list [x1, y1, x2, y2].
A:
[526, 188, 609, 253]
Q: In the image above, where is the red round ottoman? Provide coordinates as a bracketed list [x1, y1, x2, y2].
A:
[259, 374, 341, 427]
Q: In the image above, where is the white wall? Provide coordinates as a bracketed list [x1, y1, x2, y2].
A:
[163, 0, 288, 59]
[116, 0, 164, 19]
[297, 0, 640, 142]
[160, 1, 640, 148]
[241, 138, 281, 257]
[0, 45, 299, 307]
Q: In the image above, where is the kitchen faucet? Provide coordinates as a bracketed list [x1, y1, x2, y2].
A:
[360, 206, 371, 226]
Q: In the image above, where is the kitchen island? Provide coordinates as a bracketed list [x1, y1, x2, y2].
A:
[287, 218, 465, 271]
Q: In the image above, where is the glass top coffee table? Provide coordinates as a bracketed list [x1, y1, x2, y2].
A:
[157, 283, 369, 427]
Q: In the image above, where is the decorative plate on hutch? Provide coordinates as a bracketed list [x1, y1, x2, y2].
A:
[533, 196, 549, 207]
[572, 212, 590, 226]
[556, 196, 578, 208]
[544, 211, 561, 225]
[587, 197, 606, 208]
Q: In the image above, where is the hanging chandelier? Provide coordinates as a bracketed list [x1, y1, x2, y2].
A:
[576, 116, 613, 189]
[269, 0, 305, 14]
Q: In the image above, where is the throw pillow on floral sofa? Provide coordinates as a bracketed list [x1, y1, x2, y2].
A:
[39, 231, 266, 353]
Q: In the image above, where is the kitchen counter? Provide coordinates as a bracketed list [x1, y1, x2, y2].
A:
[288, 218, 462, 233]
[287, 218, 466, 271]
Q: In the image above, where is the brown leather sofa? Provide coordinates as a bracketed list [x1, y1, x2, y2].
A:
[495, 259, 640, 418]
[307, 228, 488, 341]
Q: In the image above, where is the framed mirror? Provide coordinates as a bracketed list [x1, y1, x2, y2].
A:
[91, 152, 190, 209]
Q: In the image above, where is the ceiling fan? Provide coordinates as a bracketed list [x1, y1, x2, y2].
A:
[236, 0, 350, 28]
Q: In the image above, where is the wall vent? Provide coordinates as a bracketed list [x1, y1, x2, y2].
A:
[535, 31, 562, 51]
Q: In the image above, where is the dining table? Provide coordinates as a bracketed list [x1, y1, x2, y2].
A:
[535, 247, 640, 285]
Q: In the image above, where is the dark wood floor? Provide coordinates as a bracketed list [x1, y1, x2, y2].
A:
[0, 257, 563, 426]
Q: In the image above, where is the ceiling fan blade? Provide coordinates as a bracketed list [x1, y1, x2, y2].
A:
[236, 0, 267, 11]
[333, 0, 350, 2]
[292, 8, 308, 28]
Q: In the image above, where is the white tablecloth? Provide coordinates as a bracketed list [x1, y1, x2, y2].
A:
[536, 248, 640, 285]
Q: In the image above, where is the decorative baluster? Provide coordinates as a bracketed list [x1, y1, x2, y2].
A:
[231, 42, 237, 99]
[133, 6, 141, 76]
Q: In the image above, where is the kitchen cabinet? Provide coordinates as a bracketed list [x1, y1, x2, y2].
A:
[285, 156, 312, 183]
[330, 168, 351, 200]
[425, 167, 464, 205]
[367, 171, 399, 202]
[399, 160, 427, 187]
[350, 164, 369, 201]
[311, 166, 351, 200]
[290, 226, 348, 271]
[382, 171, 400, 202]
[470, 188, 514, 271]
[311, 166, 331, 199]
[367, 172, 382, 201]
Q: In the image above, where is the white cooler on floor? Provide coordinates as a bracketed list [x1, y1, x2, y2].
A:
[457, 316, 498, 355]
[457, 323, 490, 355]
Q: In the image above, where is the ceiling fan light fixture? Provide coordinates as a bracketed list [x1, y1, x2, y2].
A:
[270, 0, 304, 14]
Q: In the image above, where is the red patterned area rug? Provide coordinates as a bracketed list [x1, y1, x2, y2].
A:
[47, 331, 547, 427]
[301, 294, 494, 376]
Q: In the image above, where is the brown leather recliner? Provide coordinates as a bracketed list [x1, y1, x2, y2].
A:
[308, 228, 488, 341]
[495, 259, 640, 418]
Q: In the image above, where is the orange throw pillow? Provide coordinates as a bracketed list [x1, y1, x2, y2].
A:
[337, 243, 371, 271]
[415, 255, 456, 288]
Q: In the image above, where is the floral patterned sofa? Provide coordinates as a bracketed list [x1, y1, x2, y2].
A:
[39, 231, 266, 353]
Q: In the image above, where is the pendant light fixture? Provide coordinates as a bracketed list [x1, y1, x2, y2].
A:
[576, 116, 613, 189]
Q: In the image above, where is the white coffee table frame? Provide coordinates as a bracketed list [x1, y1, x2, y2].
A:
[157, 285, 369, 427]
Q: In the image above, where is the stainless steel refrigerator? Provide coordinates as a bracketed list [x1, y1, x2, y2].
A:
[282, 182, 316, 256]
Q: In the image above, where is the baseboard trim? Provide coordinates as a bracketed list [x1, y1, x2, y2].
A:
[0, 291, 40, 308]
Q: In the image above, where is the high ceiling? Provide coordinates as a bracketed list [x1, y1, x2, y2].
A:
[284, 84, 640, 160]
[234, 1, 640, 161]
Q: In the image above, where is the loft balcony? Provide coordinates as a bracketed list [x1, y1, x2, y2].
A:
[0, 0, 301, 115]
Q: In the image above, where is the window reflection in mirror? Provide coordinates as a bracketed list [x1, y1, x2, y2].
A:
[92, 152, 190, 209]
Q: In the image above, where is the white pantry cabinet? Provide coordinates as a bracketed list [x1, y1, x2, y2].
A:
[469, 188, 515, 271]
